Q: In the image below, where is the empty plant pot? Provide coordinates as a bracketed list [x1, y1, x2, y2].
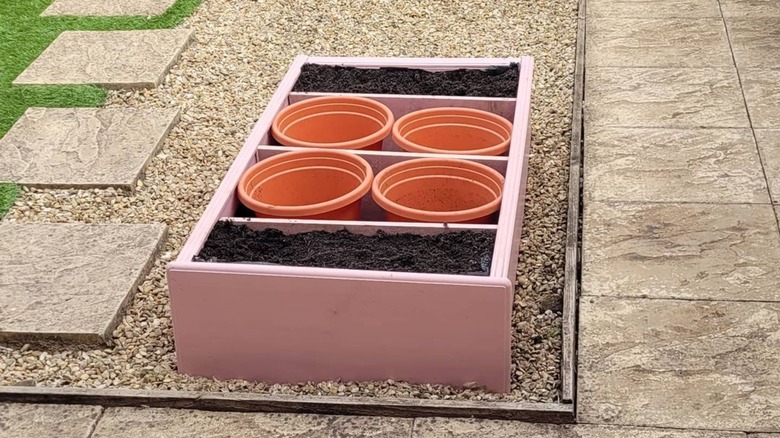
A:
[372, 158, 504, 224]
[393, 107, 512, 156]
[272, 96, 394, 150]
[238, 149, 373, 220]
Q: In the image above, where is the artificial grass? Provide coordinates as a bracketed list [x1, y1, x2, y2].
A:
[0, 0, 202, 218]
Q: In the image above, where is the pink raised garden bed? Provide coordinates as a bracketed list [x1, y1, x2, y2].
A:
[167, 55, 533, 393]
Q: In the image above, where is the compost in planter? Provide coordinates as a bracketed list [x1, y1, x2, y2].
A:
[293, 64, 519, 97]
[195, 221, 495, 275]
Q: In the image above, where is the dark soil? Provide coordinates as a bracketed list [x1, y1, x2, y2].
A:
[292, 64, 519, 97]
[195, 221, 495, 275]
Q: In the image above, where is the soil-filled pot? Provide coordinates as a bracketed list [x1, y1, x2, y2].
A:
[372, 158, 504, 224]
[272, 96, 394, 150]
[393, 107, 512, 156]
[238, 149, 373, 220]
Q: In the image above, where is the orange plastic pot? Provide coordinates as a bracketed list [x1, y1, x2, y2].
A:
[372, 158, 504, 224]
[238, 149, 373, 220]
[272, 96, 394, 151]
[392, 107, 512, 156]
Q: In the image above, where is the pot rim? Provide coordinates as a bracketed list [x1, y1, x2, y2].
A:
[371, 158, 504, 222]
[238, 149, 374, 217]
[392, 107, 512, 156]
[272, 95, 394, 150]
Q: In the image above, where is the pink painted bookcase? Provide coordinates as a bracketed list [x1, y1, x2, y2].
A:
[167, 55, 534, 393]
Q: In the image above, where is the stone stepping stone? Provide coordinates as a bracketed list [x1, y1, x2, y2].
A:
[0, 404, 102, 438]
[0, 107, 179, 189]
[13, 29, 193, 89]
[0, 223, 166, 345]
[42, 0, 176, 16]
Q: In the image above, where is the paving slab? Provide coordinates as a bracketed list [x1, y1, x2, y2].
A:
[584, 68, 749, 128]
[0, 403, 102, 438]
[413, 418, 745, 437]
[0, 223, 166, 345]
[0, 107, 179, 189]
[726, 19, 780, 69]
[743, 69, 780, 128]
[582, 202, 780, 301]
[755, 130, 780, 201]
[578, 296, 780, 432]
[720, 0, 780, 17]
[587, 19, 732, 67]
[42, 0, 177, 16]
[13, 30, 193, 89]
[92, 407, 412, 437]
[587, 0, 721, 18]
[584, 127, 768, 203]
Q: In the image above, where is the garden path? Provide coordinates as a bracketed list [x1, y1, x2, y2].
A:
[578, 0, 780, 433]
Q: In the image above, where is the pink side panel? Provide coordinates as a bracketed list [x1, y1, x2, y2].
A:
[306, 56, 521, 70]
[168, 268, 512, 393]
[491, 57, 534, 281]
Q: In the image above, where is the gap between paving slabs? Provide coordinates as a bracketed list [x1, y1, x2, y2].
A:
[0, 0, 202, 218]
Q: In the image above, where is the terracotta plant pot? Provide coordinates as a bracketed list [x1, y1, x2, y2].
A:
[238, 149, 373, 220]
[392, 107, 512, 156]
[372, 158, 504, 224]
[272, 96, 394, 151]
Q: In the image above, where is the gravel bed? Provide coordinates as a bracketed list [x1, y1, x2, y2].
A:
[1, 0, 576, 402]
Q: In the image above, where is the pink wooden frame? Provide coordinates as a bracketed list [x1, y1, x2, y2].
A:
[168, 56, 534, 393]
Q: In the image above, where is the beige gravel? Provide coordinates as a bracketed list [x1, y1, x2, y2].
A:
[1, 0, 577, 402]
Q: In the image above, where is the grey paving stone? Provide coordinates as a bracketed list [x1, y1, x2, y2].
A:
[0, 107, 179, 189]
[587, 18, 732, 67]
[755, 130, 780, 201]
[584, 127, 768, 203]
[0, 403, 102, 438]
[13, 30, 193, 89]
[92, 407, 412, 437]
[587, 0, 721, 18]
[412, 418, 745, 437]
[0, 223, 166, 345]
[726, 19, 780, 69]
[42, 0, 176, 16]
[585, 68, 749, 128]
[582, 202, 780, 301]
[743, 69, 780, 128]
[721, 0, 780, 17]
[578, 296, 780, 431]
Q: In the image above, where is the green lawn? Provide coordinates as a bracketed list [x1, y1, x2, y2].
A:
[0, 0, 201, 219]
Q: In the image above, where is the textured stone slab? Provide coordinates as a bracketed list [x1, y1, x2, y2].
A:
[0, 223, 166, 344]
[755, 130, 780, 200]
[721, 0, 780, 17]
[582, 202, 780, 301]
[0, 403, 102, 438]
[587, 19, 732, 67]
[726, 19, 780, 68]
[584, 127, 768, 203]
[585, 68, 749, 128]
[42, 0, 176, 16]
[92, 407, 412, 437]
[13, 30, 193, 89]
[413, 418, 745, 437]
[0, 107, 179, 189]
[587, 0, 721, 18]
[578, 296, 780, 431]
[743, 69, 780, 128]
